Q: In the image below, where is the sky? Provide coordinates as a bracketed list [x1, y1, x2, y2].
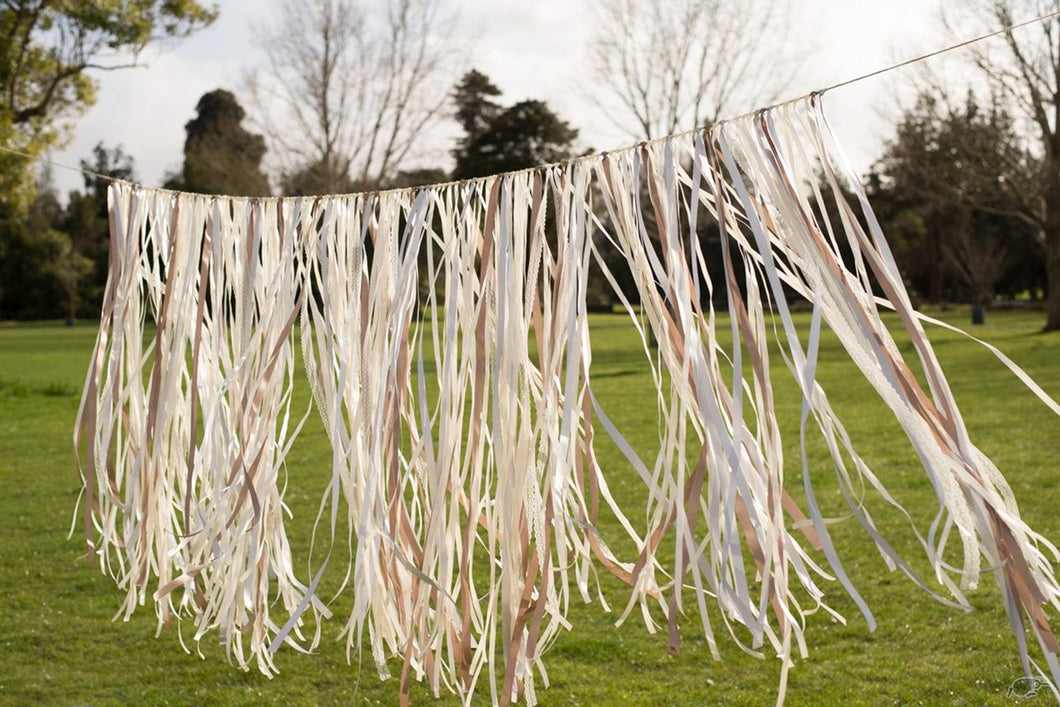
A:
[48, 0, 952, 197]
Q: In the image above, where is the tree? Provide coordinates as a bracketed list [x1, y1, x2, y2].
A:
[587, 0, 800, 140]
[452, 98, 578, 180]
[0, 1, 216, 210]
[0, 167, 63, 319]
[386, 167, 448, 190]
[69, 143, 135, 317]
[450, 71, 578, 180]
[448, 71, 603, 308]
[278, 160, 356, 197]
[247, 0, 458, 194]
[171, 89, 270, 196]
[941, 1, 1060, 329]
[452, 69, 501, 151]
[584, 1, 804, 314]
[0, 142, 133, 321]
[870, 91, 1042, 317]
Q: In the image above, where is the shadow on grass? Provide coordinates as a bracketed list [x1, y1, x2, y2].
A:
[0, 379, 78, 398]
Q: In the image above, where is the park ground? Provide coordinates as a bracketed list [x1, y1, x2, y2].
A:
[0, 309, 1058, 706]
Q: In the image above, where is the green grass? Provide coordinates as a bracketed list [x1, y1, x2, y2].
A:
[0, 308, 1058, 706]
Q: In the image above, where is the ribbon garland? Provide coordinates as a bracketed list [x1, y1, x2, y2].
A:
[72, 94, 1060, 706]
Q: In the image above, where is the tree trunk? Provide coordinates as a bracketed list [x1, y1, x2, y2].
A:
[66, 288, 77, 327]
[1045, 175, 1060, 331]
[930, 228, 944, 304]
[1046, 230, 1060, 330]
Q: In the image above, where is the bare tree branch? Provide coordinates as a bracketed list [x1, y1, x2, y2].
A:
[586, 0, 804, 141]
[245, 0, 459, 194]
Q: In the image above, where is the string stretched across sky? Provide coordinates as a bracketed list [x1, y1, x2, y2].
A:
[54, 9, 1060, 707]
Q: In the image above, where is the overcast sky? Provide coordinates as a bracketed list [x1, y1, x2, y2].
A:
[49, 0, 952, 196]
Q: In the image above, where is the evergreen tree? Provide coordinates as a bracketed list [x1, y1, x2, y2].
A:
[174, 90, 270, 196]
[451, 71, 578, 180]
[451, 70, 502, 157]
[0, 143, 133, 321]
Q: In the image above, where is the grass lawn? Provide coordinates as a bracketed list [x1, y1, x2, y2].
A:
[1, 308, 1057, 706]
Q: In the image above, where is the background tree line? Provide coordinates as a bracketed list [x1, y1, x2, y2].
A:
[2, 0, 1059, 330]
[868, 91, 1045, 312]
